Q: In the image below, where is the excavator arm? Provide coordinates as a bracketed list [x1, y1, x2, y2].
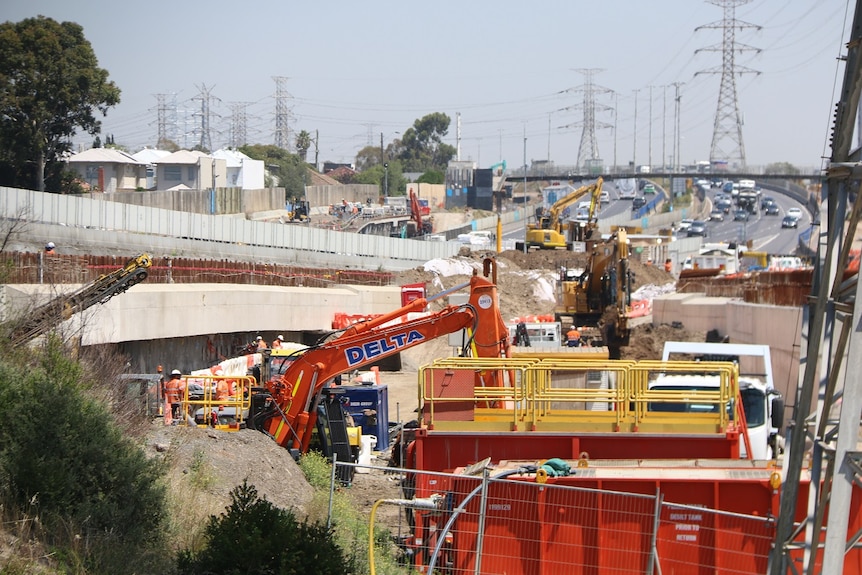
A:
[258, 267, 511, 453]
[526, 177, 603, 249]
[7, 253, 152, 348]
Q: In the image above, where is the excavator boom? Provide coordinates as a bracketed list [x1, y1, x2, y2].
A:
[256, 266, 511, 453]
[525, 177, 603, 250]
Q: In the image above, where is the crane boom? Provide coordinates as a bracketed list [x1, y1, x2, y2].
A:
[7, 253, 152, 348]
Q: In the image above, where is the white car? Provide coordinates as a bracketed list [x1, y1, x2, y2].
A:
[786, 207, 803, 220]
[678, 219, 694, 231]
[599, 191, 610, 204]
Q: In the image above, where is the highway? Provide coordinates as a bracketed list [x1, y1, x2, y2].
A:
[502, 178, 814, 256]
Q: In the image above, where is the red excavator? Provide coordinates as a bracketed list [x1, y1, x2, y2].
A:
[247, 258, 511, 473]
[405, 189, 433, 237]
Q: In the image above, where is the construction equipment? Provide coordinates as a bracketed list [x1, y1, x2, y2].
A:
[521, 177, 603, 250]
[404, 189, 433, 237]
[553, 229, 632, 357]
[396, 354, 859, 574]
[246, 258, 510, 468]
[286, 198, 310, 222]
[5, 253, 152, 348]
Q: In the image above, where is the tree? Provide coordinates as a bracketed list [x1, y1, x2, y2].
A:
[763, 162, 799, 176]
[295, 129, 313, 162]
[240, 143, 313, 198]
[396, 112, 456, 172]
[0, 16, 121, 192]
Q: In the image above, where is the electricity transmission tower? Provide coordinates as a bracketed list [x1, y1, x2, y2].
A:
[192, 84, 219, 152]
[561, 68, 613, 174]
[695, 0, 760, 168]
[273, 76, 292, 151]
[228, 102, 250, 148]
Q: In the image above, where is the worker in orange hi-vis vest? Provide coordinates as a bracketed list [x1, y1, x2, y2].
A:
[255, 335, 267, 351]
[164, 370, 186, 421]
[272, 335, 284, 349]
[566, 326, 582, 348]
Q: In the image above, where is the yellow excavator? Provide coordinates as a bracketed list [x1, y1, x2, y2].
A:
[554, 229, 632, 358]
[522, 177, 603, 250]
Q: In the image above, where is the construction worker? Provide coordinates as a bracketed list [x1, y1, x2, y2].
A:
[272, 334, 284, 349]
[566, 326, 582, 347]
[44, 241, 55, 254]
[164, 369, 186, 420]
[664, 258, 673, 273]
[255, 335, 267, 351]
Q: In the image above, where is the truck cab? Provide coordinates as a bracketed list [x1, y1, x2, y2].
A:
[660, 341, 785, 460]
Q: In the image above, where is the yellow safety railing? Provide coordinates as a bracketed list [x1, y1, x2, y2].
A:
[419, 358, 741, 436]
[179, 375, 255, 431]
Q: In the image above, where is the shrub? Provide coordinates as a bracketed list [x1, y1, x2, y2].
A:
[177, 479, 348, 575]
[0, 341, 167, 573]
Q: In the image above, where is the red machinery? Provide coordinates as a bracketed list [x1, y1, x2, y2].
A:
[407, 189, 433, 237]
[398, 358, 862, 574]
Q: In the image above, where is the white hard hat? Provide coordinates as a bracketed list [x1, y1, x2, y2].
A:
[46, 242, 55, 249]
[171, 369, 181, 376]
[256, 336, 263, 341]
[277, 335, 284, 341]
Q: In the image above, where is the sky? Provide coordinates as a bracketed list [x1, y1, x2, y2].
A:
[3, 0, 855, 173]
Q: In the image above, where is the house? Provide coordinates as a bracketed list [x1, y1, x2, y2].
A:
[211, 149, 264, 189]
[66, 148, 148, 192]
[154, 150, 227, 191]
[132, 148, 171, 190]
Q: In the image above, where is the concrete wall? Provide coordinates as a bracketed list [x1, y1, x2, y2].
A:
[652, 292, 803, 407]
[89, 187, 282, 215]
[304, 184, 379, 208]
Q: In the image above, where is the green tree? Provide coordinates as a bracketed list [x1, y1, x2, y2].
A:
[397, 112, 456, 172]
[295, 129, 313, 162]
[0, 16, 120, 192]
[241, 143, 313, 199]
[417, 169, 444, 185]
[177, 480, 348, 575]
[355, 160, 407, 196]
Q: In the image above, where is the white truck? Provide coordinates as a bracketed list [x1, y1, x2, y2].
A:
[657, 341, 785, 460]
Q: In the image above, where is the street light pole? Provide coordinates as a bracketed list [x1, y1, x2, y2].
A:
[523, 133, 528, 254]
[384, 163, 389, 197]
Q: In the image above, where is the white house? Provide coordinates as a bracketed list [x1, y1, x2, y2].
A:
[132, 148, 171, 190]
[154, 150, 226, 191]
[211, 149, 265, 189]
[66, 148, 147, 192]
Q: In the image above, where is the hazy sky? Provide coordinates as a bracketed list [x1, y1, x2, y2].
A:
[3, 0, 853, 172]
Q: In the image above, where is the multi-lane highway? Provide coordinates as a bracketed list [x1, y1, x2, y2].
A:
[503, 178, 813, 256]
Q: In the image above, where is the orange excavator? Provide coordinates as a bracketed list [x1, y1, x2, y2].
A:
[247, 258, 511, 469]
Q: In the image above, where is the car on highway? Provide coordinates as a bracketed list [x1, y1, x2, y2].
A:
[599, 190, 610, 204]
[631, 197, 646, 211]
[764, 203, 780, 216]
[686, 220, 708, 237]
[709, 209, 725, 222]
[781, 215, 799, 229]
[733, 209, 750, 222]
[716, 198, 733, 213]
[787, 207, 803, 220]
[761, 196, 776, 210]
[643, 184, 656, 195]
[678, 218, 694, 231]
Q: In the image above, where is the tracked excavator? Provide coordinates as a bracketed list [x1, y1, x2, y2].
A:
[554, 229, 632, 358]
[5, 253, 152, 348]
[521, 177, 603, 250]
[246, 258, 511, 476]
